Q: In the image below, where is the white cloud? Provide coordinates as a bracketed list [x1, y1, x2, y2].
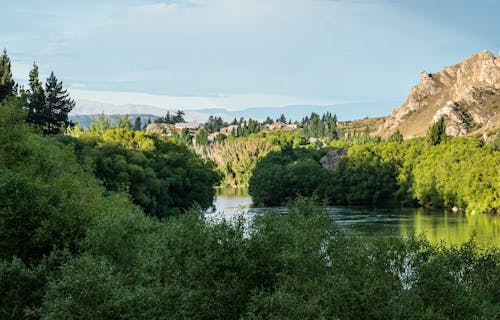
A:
[69, 88, 342, 110]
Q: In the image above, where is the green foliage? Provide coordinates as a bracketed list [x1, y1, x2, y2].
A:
[44, 71, 75, 134]
[210, 136, 275, 187]
[249, 148, 329, 206]
[250, 137, 500, 212]
[388, 129, 404, 143]
[0, 258, 43, 319]
[0, 101, 140, 265]
[26, 66, 75, 135]
[0, 48, 17, 101]
[427, 117, 447, 145]
[37, 201, 500, 319]
[411, 137, 500, 212]
[27, 63, 46, 128]
[66, 121, 221, 218]
[155, 110, 185, 124]
[204, 115, 226, 133]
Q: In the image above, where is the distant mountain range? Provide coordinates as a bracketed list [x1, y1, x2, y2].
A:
[69, 99, 397, 128]
[70, 51, 500, 138]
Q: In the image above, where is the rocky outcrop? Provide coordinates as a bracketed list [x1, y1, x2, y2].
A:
[320, 148, 348, 171]
[378, 51, 500, 138]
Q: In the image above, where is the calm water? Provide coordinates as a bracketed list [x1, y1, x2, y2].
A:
[208, 188, 500, 247]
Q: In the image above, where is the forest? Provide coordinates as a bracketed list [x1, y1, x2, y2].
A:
[1, 50, 499, 319]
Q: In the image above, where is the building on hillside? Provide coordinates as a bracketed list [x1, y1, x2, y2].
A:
[220, 125, 239, 135]
[174, 122, 201, 134]
[175, 122, 200, 130]
[283, 123, 298, 130]
[266, 122, 287, 130]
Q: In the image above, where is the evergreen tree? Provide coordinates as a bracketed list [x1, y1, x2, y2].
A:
[0, 48, 16, 101]
[43, 71, 75, 134]
[27, 63, 46, 126]
[427, 117, 447, 145]
[277, 113, 287, 123]
[263, 116, 273, 125]
[134, 116, 142, 131]
[173, 110, 185, 123]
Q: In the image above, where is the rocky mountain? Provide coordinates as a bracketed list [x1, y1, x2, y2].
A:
[377, 51, 500, 138]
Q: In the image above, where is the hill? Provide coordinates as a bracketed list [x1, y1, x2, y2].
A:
[71, 100, 395, 124]
[377, 50, 500, 138]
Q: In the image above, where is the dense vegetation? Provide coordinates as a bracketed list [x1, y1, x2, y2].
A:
[66, 116, 221, 217]
[250, 133, 500, 213]
[1, 49, 500, 319]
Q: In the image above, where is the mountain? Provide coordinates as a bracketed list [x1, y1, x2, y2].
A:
[197, 102, 394, 122]
[71, 100, 219, 123]
[377, 50, 500, 138]
[71, 99, 396, 125]
[69, 114, 160, 129]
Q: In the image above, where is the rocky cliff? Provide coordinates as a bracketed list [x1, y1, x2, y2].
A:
[377, 51, 500, 138]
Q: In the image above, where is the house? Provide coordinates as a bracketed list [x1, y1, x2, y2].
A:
[267, 122, 287, 130]
[174, 122, 201, 134]
[283, 123, 298, 130]
[175, 122, 200, 130]
[220, 125, 239, 135]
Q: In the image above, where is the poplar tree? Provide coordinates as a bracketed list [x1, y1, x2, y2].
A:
[44, 71, 75, 134]
[0, 48, 16, 101]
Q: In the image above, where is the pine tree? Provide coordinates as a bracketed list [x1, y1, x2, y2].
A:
[44, 71, 75, 134]
[277, 113, 287, 123]
[27, 63, 46, 126]
[134, 116, 142, 131]
[0, 48, 17, 101]
[173, 110, 185, 123]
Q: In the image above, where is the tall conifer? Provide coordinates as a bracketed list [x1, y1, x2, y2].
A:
[27, 63, 46, 126]
[44, 71, 75, 134]
[0, 48, 17, 101]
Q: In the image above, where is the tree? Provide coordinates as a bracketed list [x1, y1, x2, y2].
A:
[133, 116, 142, 131]
[43, 71, 75, 134]
[263, 116, 273, 125]
[387, 129, 404, 143]
[0, 48, 16, 101]
[427, 117, 447, 145]
[196, 129, 209, 147]
[173, 110, 185, 123]
[27, 63, 46, 126]
[277, 113, 287, 123]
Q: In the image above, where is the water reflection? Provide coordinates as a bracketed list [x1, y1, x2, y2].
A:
[210, 188, 500, 247]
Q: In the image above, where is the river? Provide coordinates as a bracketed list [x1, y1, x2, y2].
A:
[208, 188, 500, 247]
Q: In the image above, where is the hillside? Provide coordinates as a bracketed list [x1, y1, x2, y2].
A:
[377, 50, 500, 138]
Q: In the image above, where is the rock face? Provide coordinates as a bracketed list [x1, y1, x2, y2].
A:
[378, 51, 500, 138]
[320, 148, 348, 171]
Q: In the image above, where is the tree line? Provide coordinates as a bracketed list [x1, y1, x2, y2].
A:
[249, 122, 500, 214]
[1, 49, 75, 135]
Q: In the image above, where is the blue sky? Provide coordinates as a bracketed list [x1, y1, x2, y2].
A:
[2, 0, 499, 111]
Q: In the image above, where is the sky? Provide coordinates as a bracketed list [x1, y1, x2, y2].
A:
[1, 0, 499, 112]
